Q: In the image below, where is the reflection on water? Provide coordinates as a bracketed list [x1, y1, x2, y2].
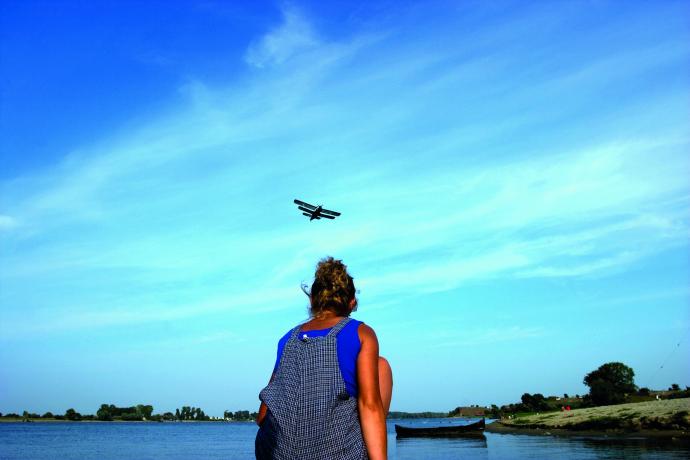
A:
[0, 419, 688, 459]
[392, 435, 488, 459]
[484, 432, 690, 460]
[388, 419, 690, 460]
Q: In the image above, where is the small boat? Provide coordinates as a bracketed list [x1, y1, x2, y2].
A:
[395, 418, 485, 438]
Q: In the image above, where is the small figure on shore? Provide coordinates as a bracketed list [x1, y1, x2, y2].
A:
[255, 257, 393, 460]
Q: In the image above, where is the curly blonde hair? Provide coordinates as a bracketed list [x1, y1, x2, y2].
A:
[302, 256, 357, 318]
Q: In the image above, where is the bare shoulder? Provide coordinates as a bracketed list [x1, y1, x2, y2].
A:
[357, 322, 378, 344]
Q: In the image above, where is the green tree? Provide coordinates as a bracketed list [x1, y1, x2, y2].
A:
[136, 404, 153, 420]
[65, 408, 82, 421]
[583, 362, 636, 406]
[233, 410, 251, 420]
[520, 393, 548, 411]
[97, 404, 113, 421]
[42, 412, 54, 418]
[487, 404, 501, 418]
[670, 383, 680, 391]
[175, 408, 180, 420]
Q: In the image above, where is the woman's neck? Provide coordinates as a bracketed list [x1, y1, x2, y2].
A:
[313, 310, 339, 321]
[301, 311, 346, 331]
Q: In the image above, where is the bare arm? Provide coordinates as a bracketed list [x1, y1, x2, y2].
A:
[357, 324, 387, 460]
[256, 402, 268, 426]
[256, 373, 274, 426]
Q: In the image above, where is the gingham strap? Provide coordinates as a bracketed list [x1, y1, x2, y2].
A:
[326, 316, 352, 337]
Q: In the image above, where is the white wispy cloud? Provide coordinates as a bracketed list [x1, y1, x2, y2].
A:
[338, 139, 689, 299]
[245, 4, 319, 68]
[1, 2, 688, 340]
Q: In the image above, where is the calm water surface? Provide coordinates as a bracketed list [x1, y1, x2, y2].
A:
[1, 419, 688, 459]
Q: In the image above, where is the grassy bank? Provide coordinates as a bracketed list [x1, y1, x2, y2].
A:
[488, 398, 690, 438]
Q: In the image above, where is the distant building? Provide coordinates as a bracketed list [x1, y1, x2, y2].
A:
[451, 406, 486, 417]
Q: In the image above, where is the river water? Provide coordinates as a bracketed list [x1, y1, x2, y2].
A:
[1, 419, 688, 459]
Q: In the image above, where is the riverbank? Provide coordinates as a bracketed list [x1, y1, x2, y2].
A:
[486, 398, 690, 440]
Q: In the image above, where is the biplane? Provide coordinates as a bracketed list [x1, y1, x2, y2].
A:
[293, 199, 341, 221]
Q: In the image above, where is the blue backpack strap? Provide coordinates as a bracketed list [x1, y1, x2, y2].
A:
[326, 317, 352, 337]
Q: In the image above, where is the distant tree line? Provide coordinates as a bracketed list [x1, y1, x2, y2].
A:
[96, 404, 154, 421]
[483, 392, 560, 419]
[175, 406, 210, 421]
[223, 410, 259, 421]
[0, 409, 93, 421]
[0, 404, 258, 422]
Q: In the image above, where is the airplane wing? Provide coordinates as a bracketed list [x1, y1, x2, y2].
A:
[320, 208, 341, 217]
[294, 199, 317, 210]
[320, 214, 335, 219]
[297, 206, 316, 213]
[302, 212, 320, 219]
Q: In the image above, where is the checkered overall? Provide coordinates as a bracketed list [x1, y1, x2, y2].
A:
[256, 317, 368, 459]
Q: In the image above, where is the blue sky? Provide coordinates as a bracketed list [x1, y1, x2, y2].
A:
[1, 0, 689, 416]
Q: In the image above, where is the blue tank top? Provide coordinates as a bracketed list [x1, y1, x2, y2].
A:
[274, 318, 362, 397]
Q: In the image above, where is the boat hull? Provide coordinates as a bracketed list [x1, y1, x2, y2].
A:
[395, 418, 486, 438]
